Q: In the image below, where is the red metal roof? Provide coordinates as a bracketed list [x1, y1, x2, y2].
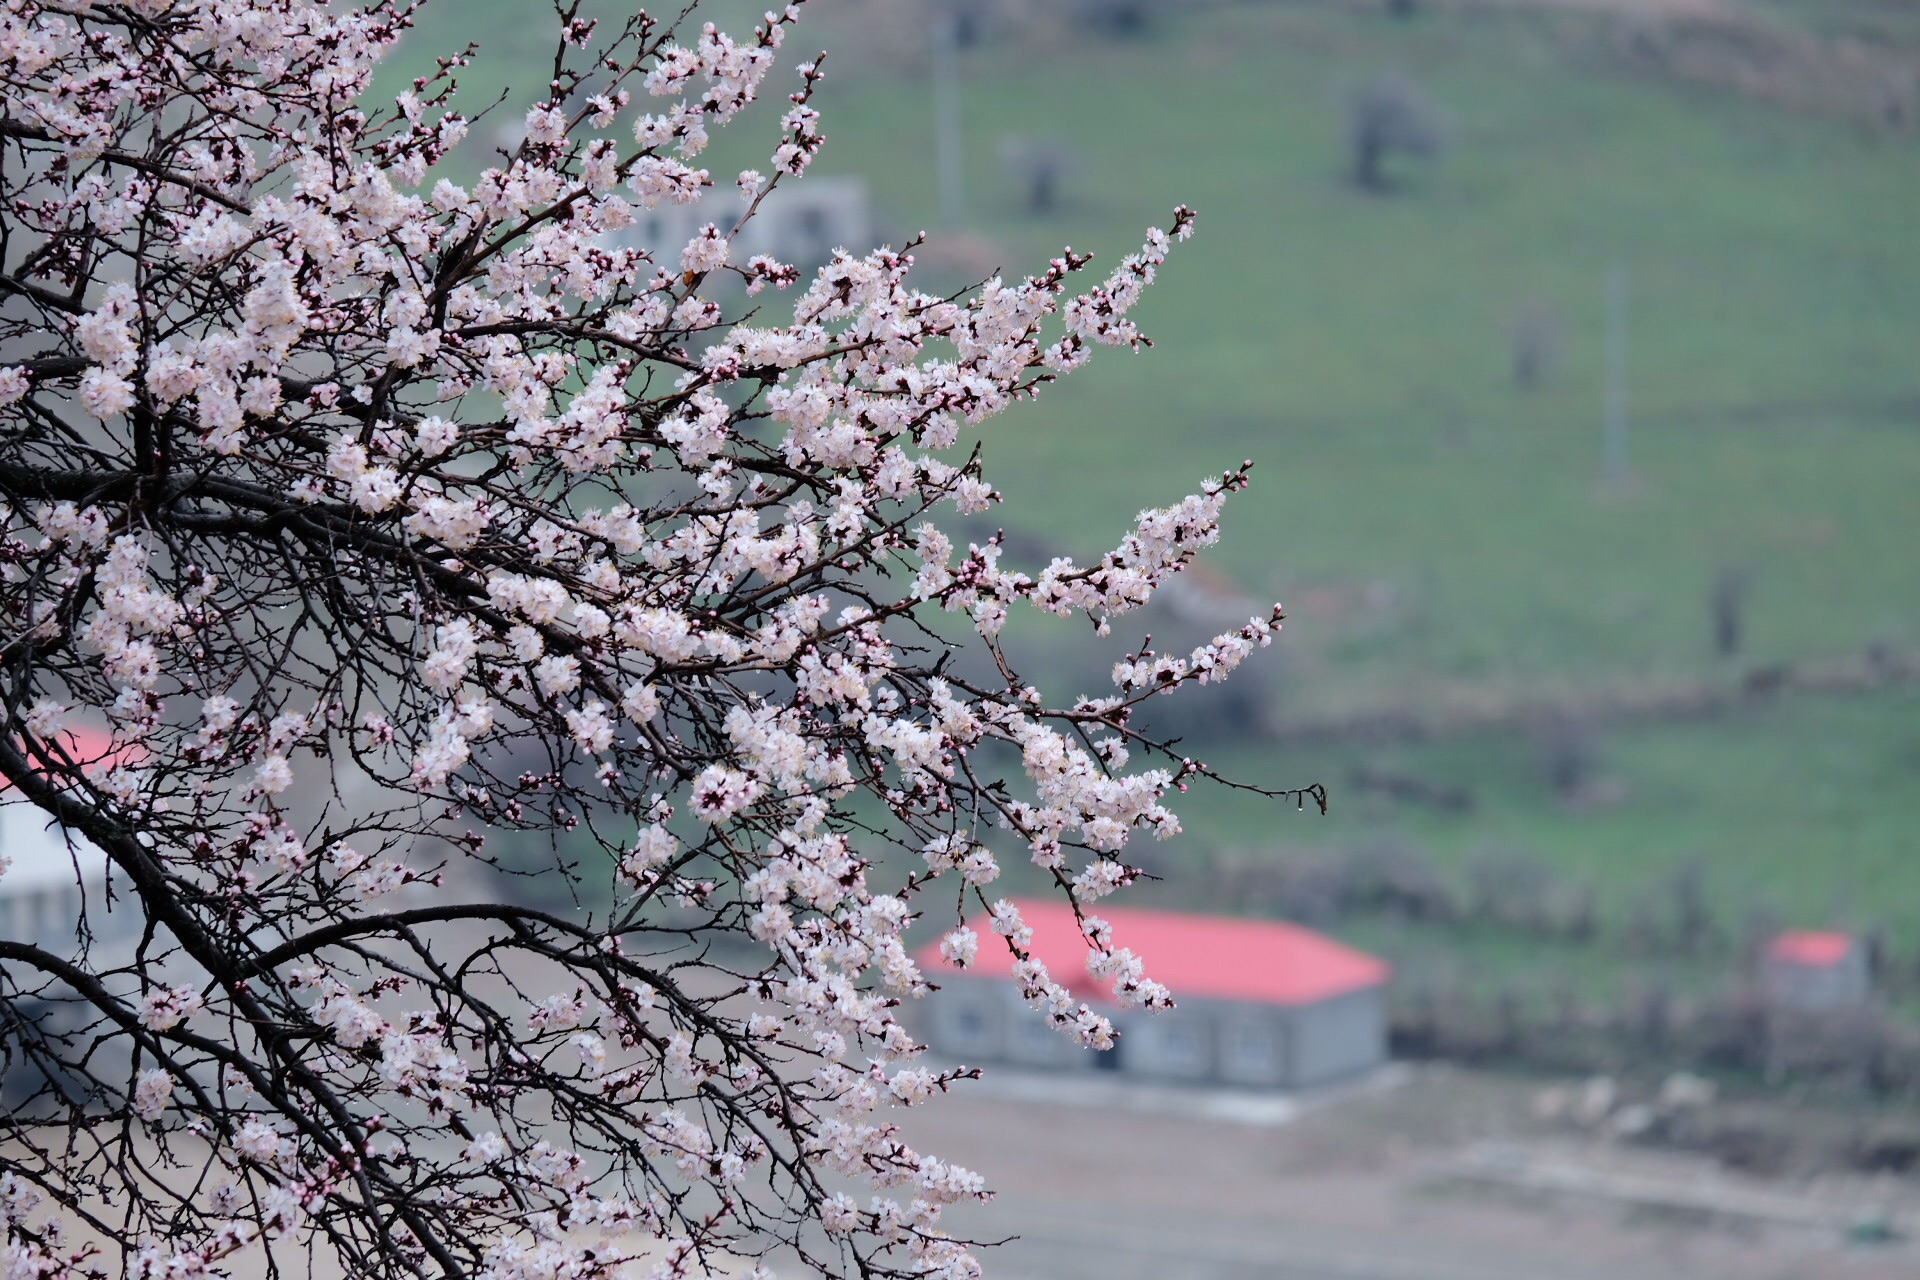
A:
[1, 728, 135, 791]
[917, 897, 1390, 1007]
[1766, 930, 1854, 968]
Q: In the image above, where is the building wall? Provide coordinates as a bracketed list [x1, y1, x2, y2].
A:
[1117, 1005, 1215, 1080]
[921, 974, 1008, 1061]
[1762, 951, 1870, 1011]
[1283, 987, 1388, 1088]
[0, 802, 117, 957]
[995, 980, 1097, 1071]
[914, 976, 1095, 1070]
[1116, 991, 1385, 1087]
[916, 976, 1388, 1088]
[0, 803, 125, 1111]
[1215, 1007, 1290, 1087]
[618, 177, 872, 274]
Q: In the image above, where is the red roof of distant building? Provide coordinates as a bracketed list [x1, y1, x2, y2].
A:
[916, 897, 1390, 1007]
[1, 728, 137, 792]
[1766, 930, 1854, 968]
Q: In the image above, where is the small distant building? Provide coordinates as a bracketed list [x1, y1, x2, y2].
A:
[1761, 930, 1870, 1012]
[913, 898, 1391, 1089]
[619, 176, 872, 275]
[0, 729, 140, 1109]
[0, 729, 129, 957]
[733, 176, 871, 272]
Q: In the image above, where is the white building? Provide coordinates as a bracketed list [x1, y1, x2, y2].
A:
[0, 729, 129, 958]
[914, 898, 1391, 1089]
[0, 729, 140, 1110]
[619, 176, 872, 273]
[1761, 929, 1871, 1011]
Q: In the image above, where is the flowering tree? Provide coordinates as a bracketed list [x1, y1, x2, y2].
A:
[0, 3, 1312, 1278]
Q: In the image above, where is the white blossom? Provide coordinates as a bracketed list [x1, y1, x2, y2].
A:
[132, 1069, 173, 1121]
[0, 9, 1270, 1280]
[137, 986, 204, 1032]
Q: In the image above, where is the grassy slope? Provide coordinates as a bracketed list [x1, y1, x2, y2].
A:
[802, 5, 1920, 695]
[1190, 687, 1920, 923]
[379, 3, 1920, 950]
[803, 5, 1920, 939]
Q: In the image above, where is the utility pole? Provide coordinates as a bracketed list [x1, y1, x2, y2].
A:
[1603, 263, 1630, 488]
[932, 5, 966, 231]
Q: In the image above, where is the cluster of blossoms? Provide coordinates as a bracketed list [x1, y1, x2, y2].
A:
[0, 3, 1310, 1280]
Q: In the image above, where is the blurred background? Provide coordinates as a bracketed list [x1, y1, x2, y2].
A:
[378, 1, 1920, 1274]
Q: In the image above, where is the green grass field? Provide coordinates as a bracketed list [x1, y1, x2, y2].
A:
[378, 1, 1920, 970]
[1188, 686, 1920, 922]
[800, 5, 1920, 694]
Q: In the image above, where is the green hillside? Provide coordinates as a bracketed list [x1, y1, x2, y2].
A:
[376, 1, 1920, 956]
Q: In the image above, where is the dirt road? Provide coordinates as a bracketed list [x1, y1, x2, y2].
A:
[895, 1067, 1920, 1280]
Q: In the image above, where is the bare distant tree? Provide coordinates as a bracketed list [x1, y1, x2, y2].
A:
[944, 0, 997, 49]
[1510, 300, 1562, 391]
[999, 135, 1081, 216]
[1880, 66, 1919, 131]
[1345, 73, 1446, 193]
[1710, 566, 1752, 658]
[1665, 859, 1714, 953]
[1531, 713, 1599, 800]
[1076, 0, 1154, 38]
